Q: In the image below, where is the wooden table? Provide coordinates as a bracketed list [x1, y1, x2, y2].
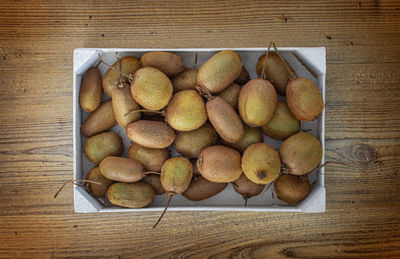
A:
[1, 1, 399, 258]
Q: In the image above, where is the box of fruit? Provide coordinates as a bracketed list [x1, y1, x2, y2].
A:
[73, 47, 326, 220]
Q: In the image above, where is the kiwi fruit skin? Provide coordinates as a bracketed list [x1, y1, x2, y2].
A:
[197, 145, 242, 183]
[206, 96, 244, 143]
[141, 51, 185, 78]
[256, 53, 293, 96]
[143, 174, 166, 195]
[279, 132, 322, 176]
[107, 181, 156, 208]
[128, 143, 169, 172]
[217, 82, 241, 110]
[84, 132, 123, 165]
[235, 66, 250, 85]
[233, 173, 265, 198]
[85, 166, 113, 198]
[223, 125, 263, 153]
[261, 101, 300, 141]
[174, 121, 218, 158]
[100, 156, 144, 182]
[197, 50, 242, 94]
[102, 56, 141, 97]
[81, 100, 117, 138]
[131, 67, 173, 110]
[161, 157, 193, 194]
[79, 67, 103, 112]
[242, 143, 281, 184]
[183, 176, 227, 201]
[166, 90, 207, 131]
[286, 77, 324, 121]
[274, 174, 310, 204]
[112, 86, 141, 128]
[238, 78, 278, 126]
[172, 68, 198, 92]
[126, 120, 175, 149]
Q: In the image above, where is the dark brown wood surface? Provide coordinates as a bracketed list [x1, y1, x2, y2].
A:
[0, 0, 399, 258]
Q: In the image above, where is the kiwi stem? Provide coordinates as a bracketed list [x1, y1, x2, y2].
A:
[195, 86, 214, 101]
[260, 41, 273, 80]
[97, 54, 131, 79]
[307, 161, 347, 175]
[261, 175, 280, 198]
[124, 109, 165, 117]
[244, 195, 248, 207]
[144, 171, 161, 176]
[153, 193, 174, 229]
[54, 179, 101, 198]
[271, 42, 297, 80]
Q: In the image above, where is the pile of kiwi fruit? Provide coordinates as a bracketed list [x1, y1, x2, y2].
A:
[79, 46, 324, 227]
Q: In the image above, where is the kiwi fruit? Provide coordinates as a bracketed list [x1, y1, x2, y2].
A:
[206, 96, 244, 143]
[172, 68, 198, 92]
[102, 56, 141, 97]
[223, 125, 263, 153]
[107, 181, 156, 208]
[79, 67, 103, 112]
[143, 174, 165, 195]
[112, 86, 141, 128]
[233, 173, 265, 206]
[242, 143, 281, 184]
[128, 143, 169, 172]
[141, 51, 185, 77]
[238, 78, 278, 126]
[85, 166, 113, 198]
[100, 156, 145, 182]
[256, 53, 294, 96]
[217, 82, 241, 110]
[197, 50, 242, 94]
[197, 145, 242, 183]
[126, 120, 175, 149]
[261, 101, 300, 141]
[286, 77, 324, 121]
[174, 121, 218, 158]
[274, 174, 310, 204]
[81, 100, 117, 138]
[131, 67, 173, 110]
[166, 90, 207, 131]
[183, 176, 227, 201]
[235, 66, 250, 85]
[84, 132, 123, 165]
[279, 132, 322, 175]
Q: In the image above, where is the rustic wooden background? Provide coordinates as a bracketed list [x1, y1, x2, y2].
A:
[0, 0, 399, 258]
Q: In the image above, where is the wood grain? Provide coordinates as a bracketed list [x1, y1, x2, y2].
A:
[0, 0, 400, 258]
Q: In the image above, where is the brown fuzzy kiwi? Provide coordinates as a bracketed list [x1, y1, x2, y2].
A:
[143, 174, 165, 195]
[126, 120, 175, 149]
[238, 78, 278, 126]
[256, 53, 294, 96]
[223, 125, 263, 153]
[286, 77, 324, 121]
[102, 56, 141, 97]
[206, 96, 244, 143]
[79, 67, 103, 112]
[242, 143, 281, 184]
[131, 67, 173, 110]
[174, 121, 218, 158]
[197, 50, 242, 94]
[279, 132, 322, 175]
[128, 142, 169, 172]
[112, 86, 141, 128]
[84, 132, 123, 165]
[85, 166, 113, 198]
[217, 82, 241, 110]
[183, 176, 227, 201]
[197, 145, 242, 183]
[166, 90, 207, 131]
[81, 100, 117, 138]
[235, 66, 250, 85]
[99, 156, 145, 183]
[274, 174, 310, 204]
[261, 101, 300, 141]
[172, 68, 198, 92]
[107, 181, 156, 208]
[233, 173, 265, 206]
[141, 51, 185, 77]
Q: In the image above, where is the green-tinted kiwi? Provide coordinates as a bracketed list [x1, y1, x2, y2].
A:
[172, 68, 198, 92]
[128, 143, 169, 172]
[85, 166, 113, 198]
[217, 82, 241, 110]
[79, 67, 103, 112]
[143, 174, 165, 195]
[183, 176, 227, 201]
[107, 182, 155, 208]
[100, 156, 144, 182]
[235, 66, 250, 85]
[223, 125, 263, 153]
[84, 132, 123, 165]
[112, 86, 141, 128]
[141, 51, 185, 77]
[81, 100, 116, 138]
[126, 120, 175, 149]
[242, 143, 281, 184]
[274, 174, 310, 204]
[279, 132, 322, 175]
[261, 101, 300, 141]
[233, 173, 265, 205]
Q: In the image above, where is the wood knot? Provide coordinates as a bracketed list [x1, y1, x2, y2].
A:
[343, 143, 378, 166]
